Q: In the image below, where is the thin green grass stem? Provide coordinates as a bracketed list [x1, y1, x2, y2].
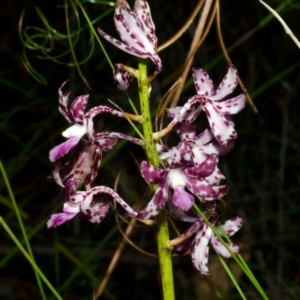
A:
[0, 217, 63, 300]
[0, 161, 47, 300]
[0, 220, 45, 267]
[137, 60, 175, 300]
[75, 0, 114, 69]
[218, 257, 247, 300]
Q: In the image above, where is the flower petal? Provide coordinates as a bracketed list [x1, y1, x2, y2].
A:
[176, 122, 196, 141]
[113, 63, 133, 91]
[81, 201, 110, 224]
[140, 161, 167, 184]
[70, 95, 88, 124]
[211, 236, 240, 258]
[58, 80, 72, 123]
[63, 201, 81, 214]
[167, 142, 191, 168]
[171, 187, 194, 211]
[186, 177, 221, 201]
[214, 92, 246, 115]
[192, 68, 214, 96]
[217, 216, 243, 237]
[192, 223, 213, 275]
[210, 63, 238, 101]
[85, 106, 124, 142]
[49, 136, 81, 162]
[172, 96, 203, 123]
[194, 128, 214, 144]
[47, 212, 76, 228]
[211, 185, 229, 199]
[137, 181, 168, 219]
[63, 179, 83, 198]
[201, 140, 234, 156]
[183, 154, 218, 178]
[166, 202, 198, 222]
[84, 186, 137, 216]
[156, 144, 172, 160]
[203, 102, 237, 146]
[187, 141, 208, 166]
[134, 0, 157, 47]
[175, 220, 203, 255]
[205, 167, 226, 185]
[62, 124, 86, 139]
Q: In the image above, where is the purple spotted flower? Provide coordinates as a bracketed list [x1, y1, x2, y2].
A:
[167, 63, 246, 146]
[174, 211, 243, 275]
[191, 63, 246, 145]
[49, 142, 102, 190]
[49, 81, 136, 162]
[48, 137, 138, 228]
[47, 185, 137, 228]
[49, 80, 89, 162]
[137, 142, 228, 219]
[98, 0, 162, 79]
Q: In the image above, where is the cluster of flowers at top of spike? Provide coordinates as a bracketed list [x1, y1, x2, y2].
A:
[47, 0, 246, 275]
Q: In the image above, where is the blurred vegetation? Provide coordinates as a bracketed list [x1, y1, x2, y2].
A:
[1, 0, 300, 299]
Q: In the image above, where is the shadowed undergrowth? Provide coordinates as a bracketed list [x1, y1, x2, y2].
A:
[1, 0, 300, 299]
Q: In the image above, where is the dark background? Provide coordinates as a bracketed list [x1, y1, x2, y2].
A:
[1, 0, 300, 299]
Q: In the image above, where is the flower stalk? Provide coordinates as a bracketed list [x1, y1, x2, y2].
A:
[137, 59, 175, 300]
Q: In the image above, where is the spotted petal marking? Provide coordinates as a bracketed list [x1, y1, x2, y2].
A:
[140, 161, 167, 184]
[58, 80, 72, 123]
[49, 136, 82, 163]
[47, 212, 77, 228]
[203, 102, 237, 146]
[183, 154, 218, 178]
[134, 0, 157, 47]
[50, 82, 90, 162]
[192, 68, 214, 96]
[217, 216, 243, 237]
[113, 63, 133, 91]
[185, 177, 222, 201]
[85, 105, 142, 151]
[70, 95, 89, 125]
[137, 180, 169, 219]
[98, 0, 161, 78]
[192, 223, 213, 275]
[214, 91, 246, 115]
[210, 236, 240, 258]
[210, 63, 238, 101]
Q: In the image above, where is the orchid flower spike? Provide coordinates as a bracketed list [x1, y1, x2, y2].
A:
[98, 0, 162, 80]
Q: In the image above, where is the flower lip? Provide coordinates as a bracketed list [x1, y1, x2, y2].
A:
[62, 124, 86, 139]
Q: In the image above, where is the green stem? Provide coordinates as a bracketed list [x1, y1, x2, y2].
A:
[137, 61, 157, 165]
[138, 59, 175, 300]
